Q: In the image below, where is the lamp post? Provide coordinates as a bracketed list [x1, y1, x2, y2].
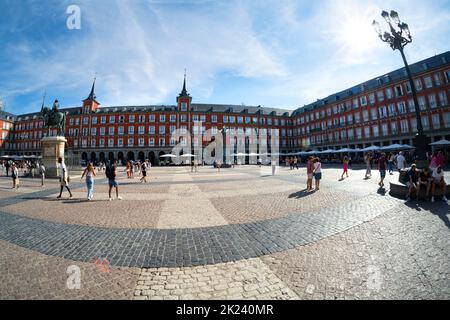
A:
[373, 10, 429, 167]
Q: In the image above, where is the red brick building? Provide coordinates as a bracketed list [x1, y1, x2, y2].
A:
[2, 51, 450, 164]
[292, 52, 450, 152]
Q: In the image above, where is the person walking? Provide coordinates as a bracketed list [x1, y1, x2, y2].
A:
[293, 157, 298, 170]
[306, 156, 314, 191]
[106, 160, 122, 201]
[130, 160, 135, 178]
[126, 161, 131, 179]
[140, 159, 149, 183]
[313, 157, 322, 191]
[57, 157, 73, 199]
[39, 162, 46, 187]
[11, 162, 19, 189]
[388, 153, 396, 175]
[396, 151, 406, 172]
[217, 160, 222, 172]
[378, 153, 388, 188]
[365, 153, 372, 179]
[5, 160, 10, 177]
[430, 165, 448, 203]
[81, 162, 97, 200]
[341, 156, 349, 179]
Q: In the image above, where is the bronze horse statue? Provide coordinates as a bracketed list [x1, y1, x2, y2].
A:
[40, 99, 66, 136]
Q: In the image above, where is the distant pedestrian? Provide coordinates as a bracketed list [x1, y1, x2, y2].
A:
[396, 152, 406, 172]
[306, 156, 314, 191]
[341, 156, 349, 179]
[126, 161, 131, 178]
[429, 151, 438, 171]
[365, 153, 372, 179]
[378, 153, 388, 188]
[81, 161, 97, 200]
[39, 162, 46, 187]
[293, 157, 299, 170]
[57, 157, 72, 199]
[140, 159, 149, 183]
[106, 160, 122, 201]
[217, 160, 222, 172]
[11, 163, 19, 189]
[5, 160, 10, 177]
[313, 157, 322, 191]
[388, 153, 396, 175]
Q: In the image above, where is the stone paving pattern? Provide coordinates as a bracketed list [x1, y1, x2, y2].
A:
[0, 165, 449, 299]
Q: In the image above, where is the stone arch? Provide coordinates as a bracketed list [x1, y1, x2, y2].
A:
[138, 151, 145, 162]
[90, 152, 97, 163]
[108, 152, 114, 162]
[127, 151, 135, 161]
[148, 151, 155, 165]
[99, 152, 105, 163]
[118, 152, 124, 165]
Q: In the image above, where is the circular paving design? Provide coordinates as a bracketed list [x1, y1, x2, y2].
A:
[0, 167, 402, 268]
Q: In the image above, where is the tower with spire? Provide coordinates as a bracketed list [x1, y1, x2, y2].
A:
[176, 70, 192, 112]
[82, 76, 100, 114]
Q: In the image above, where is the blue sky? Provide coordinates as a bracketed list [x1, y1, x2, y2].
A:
[1, 0, 449, 114]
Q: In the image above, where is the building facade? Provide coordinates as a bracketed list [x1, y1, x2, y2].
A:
[1, 51, 450, 164]
[0, 111, 15, 156]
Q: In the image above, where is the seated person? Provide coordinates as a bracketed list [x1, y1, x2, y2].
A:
[431, 165, 448, 203]
[417, 167, 432, 200]
[405, 164, 419, 202]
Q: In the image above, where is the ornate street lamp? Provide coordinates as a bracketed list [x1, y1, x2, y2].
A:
[373, 10, 429, 167]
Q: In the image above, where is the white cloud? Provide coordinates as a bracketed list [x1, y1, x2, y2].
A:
[1, 0, 449, 112]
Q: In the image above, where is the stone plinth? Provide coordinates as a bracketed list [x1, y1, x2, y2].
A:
[41, 136, 67, 178]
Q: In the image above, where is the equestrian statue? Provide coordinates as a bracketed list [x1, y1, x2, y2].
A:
[40, 99, 66, 136]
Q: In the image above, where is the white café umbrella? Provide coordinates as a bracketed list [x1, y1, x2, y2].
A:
[430, 139, 450, 146]
[381, 144, 404, 150]
[179, 153, 196, 157]
[319, 149, 336, 154]
[361, 145, 381, 152]
[160, 154, 177, 158]
[248, 152, 259, 157]
[401, 144, 415, 149]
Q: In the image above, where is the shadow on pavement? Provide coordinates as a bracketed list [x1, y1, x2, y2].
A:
[377, 187, 387, 196]
[404, 200, 450, 230]
[288, 189, 317, 199]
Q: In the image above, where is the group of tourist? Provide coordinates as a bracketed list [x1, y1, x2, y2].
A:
[363, 151, 407, 179]
[286, 157, 300, 170]
[403, 151, 447, 203]
[2, 159, 46, 188]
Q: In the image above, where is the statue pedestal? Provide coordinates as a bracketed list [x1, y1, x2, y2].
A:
[41, 136, 67, 178]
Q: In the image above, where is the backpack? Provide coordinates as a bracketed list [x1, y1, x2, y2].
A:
[105, 165, 115, 179]
[401, 170, 411, 184]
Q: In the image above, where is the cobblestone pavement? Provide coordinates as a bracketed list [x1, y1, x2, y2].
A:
[0, 165, 448, 299]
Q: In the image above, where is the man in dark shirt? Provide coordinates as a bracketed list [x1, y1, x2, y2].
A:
[417, 167, 432, 201]
[378, 153, 388, 188]
[405, 164, 419, 201]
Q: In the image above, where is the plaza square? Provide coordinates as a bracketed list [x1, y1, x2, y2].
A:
[0, 0, 450, 303]
[0, 164, 449, 300]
